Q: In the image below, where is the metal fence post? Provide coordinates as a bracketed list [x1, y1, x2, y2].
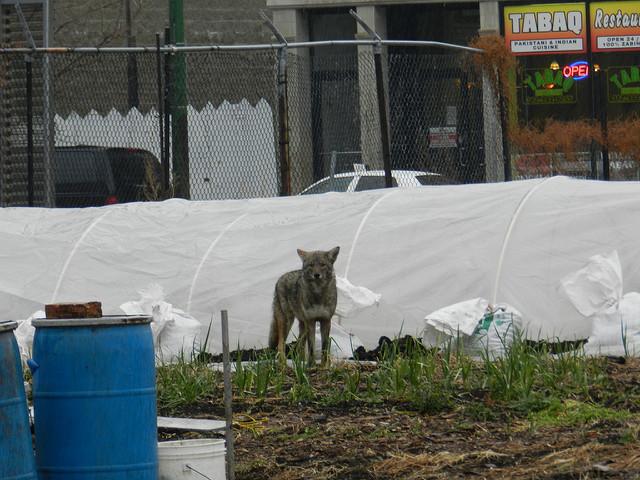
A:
[597, 67, 610, 181]
[163, 28, 172, 197]
[497, 73, 512, 182]
[156, 33, 168, 195]
[169, 1, 190, 199]
[25, 55, 34, 206]
[374, 44, 393, 188]
[260, 12, 291, 196]
[221, 310, 236, 480]
[277, 45, 291, 196]
[350, 10, 392, 188]
[585, 5, 599, 180]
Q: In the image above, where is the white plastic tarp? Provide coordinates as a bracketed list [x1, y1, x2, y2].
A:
[1, 176, 640, 354]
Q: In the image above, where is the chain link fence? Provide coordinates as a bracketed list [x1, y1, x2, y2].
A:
[0, 41, 553, 208]
[388, 52, 485, 184]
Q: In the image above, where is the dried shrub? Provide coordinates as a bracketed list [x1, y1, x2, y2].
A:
[510, 119, 603, 156]
[373, 450, 508, 477]
[607, 117, 640, 162]
[143, 160, 163, 201]
[510, 120, 603, 176]
[468, 34, 516, 104]
[513, 443, 620, 478]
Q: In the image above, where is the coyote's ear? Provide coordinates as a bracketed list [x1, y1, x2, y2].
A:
[297, 248, 307, 260]
[328, 246, 340, 264]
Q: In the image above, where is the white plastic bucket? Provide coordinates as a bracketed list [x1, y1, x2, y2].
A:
[158, 438, 226, 480]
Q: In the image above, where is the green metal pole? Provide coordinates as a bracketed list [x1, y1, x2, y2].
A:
[169, 0, 190, 198]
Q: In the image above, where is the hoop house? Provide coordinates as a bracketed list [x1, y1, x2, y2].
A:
[1, 176, 639, 353]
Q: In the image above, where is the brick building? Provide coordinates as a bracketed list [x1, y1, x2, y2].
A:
[51, 0, 270, 47]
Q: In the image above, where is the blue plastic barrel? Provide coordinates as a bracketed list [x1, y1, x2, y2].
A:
[0, 320, 37, 480]
[31, 316, 157, 480]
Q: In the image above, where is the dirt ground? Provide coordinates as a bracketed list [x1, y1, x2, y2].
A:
[159, 357, 640, 480]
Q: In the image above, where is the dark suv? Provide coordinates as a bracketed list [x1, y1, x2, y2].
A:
[54, 146, 162, 207]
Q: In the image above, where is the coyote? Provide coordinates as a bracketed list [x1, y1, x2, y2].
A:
[269, 247, 340, 365]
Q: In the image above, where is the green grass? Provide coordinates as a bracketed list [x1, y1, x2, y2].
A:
[155, 321, 224, 412]
[156, 354, 222, 412]
[528, 398, 636, 429]
[620, 424, 640, 444]
[475, 332, 610, 415]
[155, 334, 623, 421]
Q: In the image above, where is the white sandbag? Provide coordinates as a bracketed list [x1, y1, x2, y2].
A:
[423, 299, 522, 358]
[622, 292, 640, 355]
[13, 310, 44, 364]
[157, 308, 204, 363]
[561, 251, 622, 317]
[468, 305, 523, 359]
[423, 298, 489, 347]
[335, 276, 381, 320]
[120, 284, 203, 363]
[562, 251, 640, 356]
[583, 306, 622, 355]
[584, 292, 640, 356]
[120, 284, 173, 346]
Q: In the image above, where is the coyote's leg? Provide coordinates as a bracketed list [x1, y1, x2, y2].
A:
[296, 320, 307, 364]
[320, 318, 331, 367]
[305, 320, 316, 367]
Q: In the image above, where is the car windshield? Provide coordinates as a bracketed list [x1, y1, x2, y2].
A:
[53, 149, 114, 207]
[108, 151, 148, 187]
[54, 150, 106, 184]
[354, 176, 398, 191]
[302, 176, 353, 194]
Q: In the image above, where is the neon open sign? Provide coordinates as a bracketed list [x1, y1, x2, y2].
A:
[562, 61, 589, 80]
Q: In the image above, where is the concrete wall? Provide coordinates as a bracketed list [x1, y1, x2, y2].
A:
[52, 0, 270, 47]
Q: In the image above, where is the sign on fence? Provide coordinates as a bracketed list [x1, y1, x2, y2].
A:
[428, 127, 458, 148]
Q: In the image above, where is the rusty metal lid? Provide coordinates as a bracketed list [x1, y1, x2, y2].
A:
[31, 315, 152, 328]
[0, 321, 18, 333]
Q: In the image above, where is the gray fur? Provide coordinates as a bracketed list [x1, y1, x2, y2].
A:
[269, 246, 340, 365]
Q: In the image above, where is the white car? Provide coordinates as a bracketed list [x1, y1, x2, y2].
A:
[300, 166, 447, 195]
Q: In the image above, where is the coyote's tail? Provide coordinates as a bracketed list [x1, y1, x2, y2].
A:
[268, 296, 280, 349]
[268, 321, 278, 350]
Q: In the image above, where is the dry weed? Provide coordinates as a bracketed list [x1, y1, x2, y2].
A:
[373, 449, 508, 478]
[607, 118, 640, 161]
